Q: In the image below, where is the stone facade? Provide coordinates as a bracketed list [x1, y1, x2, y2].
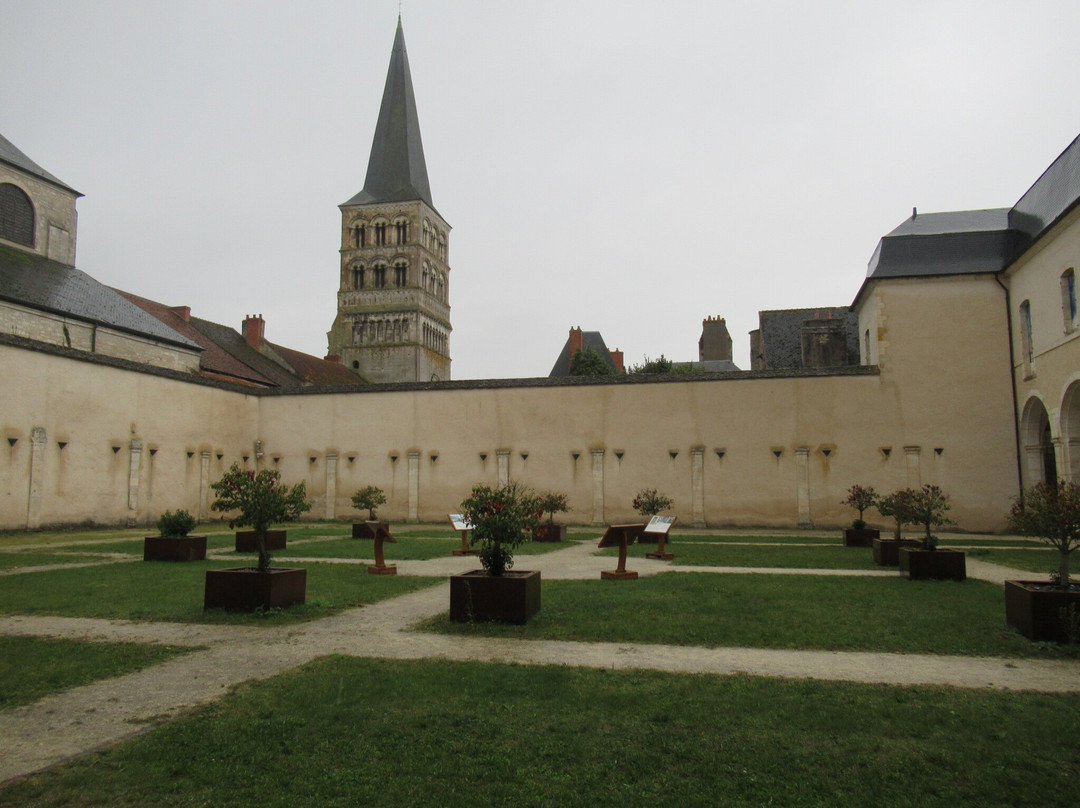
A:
[0, 161, 78, 266]
[327, 199, 451, 382]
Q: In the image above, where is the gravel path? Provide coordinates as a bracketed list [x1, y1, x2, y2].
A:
[1, 539, 1077, 784]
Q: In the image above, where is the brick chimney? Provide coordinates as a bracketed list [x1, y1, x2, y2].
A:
[610, 348, 624, 373]
[242, 314, 265, 349]
[169, 305, 191, 322]
[568, 326, 583, 358]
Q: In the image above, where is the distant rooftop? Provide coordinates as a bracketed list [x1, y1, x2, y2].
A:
[0, 132, 81, 196]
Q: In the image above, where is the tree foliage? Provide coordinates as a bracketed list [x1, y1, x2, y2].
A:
[841, 485, 878, 528]
[210, 464, 311, 571]
[459, 482, 542, 576]
[537, 491, 569, 526]
[627, 354, 674, 375]
[876, 489, 918, 539]
[156, 509, 197, 538]
[568, 347, 614, 376]
[351, 485, 387, 520]
[908, 484, 953, 549]
[1007, 480, 1080, 587]
[632, 488, 674, 517]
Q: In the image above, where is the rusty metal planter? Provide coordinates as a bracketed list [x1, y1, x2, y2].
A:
[449, 569, 541, 624]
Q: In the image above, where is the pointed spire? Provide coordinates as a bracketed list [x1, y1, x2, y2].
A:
[344, 18, 433, 208]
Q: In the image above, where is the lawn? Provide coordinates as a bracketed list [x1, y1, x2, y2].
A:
[426, 572, 1080, 659]
[0, 636, 191, 710]
[1, 656, 1075, 808]
[0, 552, 113, 570]
[0, 561, 437, 625]
[965, 546, 1061, 574]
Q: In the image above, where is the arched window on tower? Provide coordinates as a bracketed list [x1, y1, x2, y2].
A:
[373, 263, 387, 288]
[1061, 268, 1077, 334]
[374, 222, 387, 246]
[0, 183, 35, 247]
[394, 219, 408, 244]
[394, 261, 407, 287]
[352, 264, 365, 290]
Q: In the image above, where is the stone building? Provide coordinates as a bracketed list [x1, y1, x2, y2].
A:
[2, 20, 1079, 535]
[326, 19, 452, 383]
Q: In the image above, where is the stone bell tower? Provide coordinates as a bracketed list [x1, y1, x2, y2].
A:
[327, 17, 452, 383]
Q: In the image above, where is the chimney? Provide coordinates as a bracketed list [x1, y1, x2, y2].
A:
[243, 314, 265, 349]
[568, 326, 583, 358]
[610, 348, 624, 373]
[325, 354, 341, 364]
[169, 305, 191, 322]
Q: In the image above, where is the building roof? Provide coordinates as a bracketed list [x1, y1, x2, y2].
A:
[269, 342, 361, 386]
[117, 291, 276, 386]
[549, 331, 619, 377]
[0, 245, 199, 350]
[342, 18, 434, 210]
[1010, 131, 1080, 243]
[865, 209, 1021, 281]
[0, 132, 81, 196]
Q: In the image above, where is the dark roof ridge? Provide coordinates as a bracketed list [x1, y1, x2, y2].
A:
[0, 132, 82, 196]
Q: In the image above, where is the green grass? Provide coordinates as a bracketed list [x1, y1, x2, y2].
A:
[426, 572, 1080, 659]
[0, 561, 437, 625]
[62, 534, 238, 556]
[0, 552, 111, 570]
[0, 636, 191, 710]
[671, 533, 839, 544]
[671, 543, 881, 569]
[2, 657, 1076, 808]
[965, 547, 1063, 574]
[275, 535, 578, 561]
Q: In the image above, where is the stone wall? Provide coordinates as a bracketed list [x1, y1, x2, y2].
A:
[0, 164, 78, 265]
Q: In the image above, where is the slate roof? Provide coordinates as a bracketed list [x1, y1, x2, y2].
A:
[549, 331, 619, 377]
[0, 132, 81, 196]
[342, 18, 434, 209]
[0, 245, 199, 350]
[1010, 131, 1080, 243]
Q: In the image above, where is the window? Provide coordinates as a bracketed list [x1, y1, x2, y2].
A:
[351, 224, 366, 249]
[863, 329, 871, 365]
[373, 264, 387, 288]
[394, 220, 407, 244]
[374, 222, 387, 246]
[1020, 299, 1035, 377]
[394, 261, 407, 287]
[0, 183, 34, 247]
[351, 265, 365, 290]
[1062, 268, 1077, 333]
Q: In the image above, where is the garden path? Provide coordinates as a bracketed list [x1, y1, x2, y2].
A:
[0, 538, 1077, 784]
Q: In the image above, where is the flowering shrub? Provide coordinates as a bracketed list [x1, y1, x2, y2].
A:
[537, 491, 569, 526]
[210, 463, 311, 571]
[459, 482, 542, 576]
[632, 488, 674, 517]
[841, 485, 877, 529]
[156, 509, 197, 538]
[351, 485, 387, 520]
[1007, 481, 1080, 588]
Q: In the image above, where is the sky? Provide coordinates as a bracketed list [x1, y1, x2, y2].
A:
[3, 0, 1080, 380]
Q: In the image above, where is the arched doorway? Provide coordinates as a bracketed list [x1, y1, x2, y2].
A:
[1060, 381, 1080, 481]
[1020, 397, 1057, 488]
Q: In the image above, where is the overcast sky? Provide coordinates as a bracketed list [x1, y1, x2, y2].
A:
[3, 1, 1079, 379]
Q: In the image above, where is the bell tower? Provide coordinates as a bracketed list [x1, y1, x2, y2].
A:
[327, 17, 452, 383]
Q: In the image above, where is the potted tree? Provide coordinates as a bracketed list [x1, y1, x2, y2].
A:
[143, 509, 206, 561]
[841, 484, 879, 546]
[632, 488, 674, 544]
[873, 488, 921, 566]
[1004, 480, 1080, 643]
[204, 463, 312, 611]
[351, 485, 388, 539]
[533, 491, 569, 542]
[898, 485, 965, 580]
[449, 481, 543, 624]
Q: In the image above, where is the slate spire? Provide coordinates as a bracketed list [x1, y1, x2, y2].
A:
[344, 18, 433, 207]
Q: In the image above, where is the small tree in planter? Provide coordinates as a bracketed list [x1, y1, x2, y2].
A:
[1004, 481, 1080, 642]
[144, 509, 206, 561]
[450, 482, 543, 623]
[351, 485, 387, 521]
[841, 485, 879, 546]
[873, 488, 921, 566]
[632, 488, 673, 544]
[210, 464, 311, 572]
[534, 491, 569, 541]
[908, 484, 953, 550]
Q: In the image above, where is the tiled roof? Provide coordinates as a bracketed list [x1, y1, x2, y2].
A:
[117, 291, 276, 386]
[268, 342, 363, 386]
[549, 331, 619, 377]
[0, 245, 199, 349]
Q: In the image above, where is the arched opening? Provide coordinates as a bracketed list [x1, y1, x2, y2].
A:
[0, 183, 35, 246]
[1020, 397, 1057, 487]
[1060, 381, 1080, 481]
